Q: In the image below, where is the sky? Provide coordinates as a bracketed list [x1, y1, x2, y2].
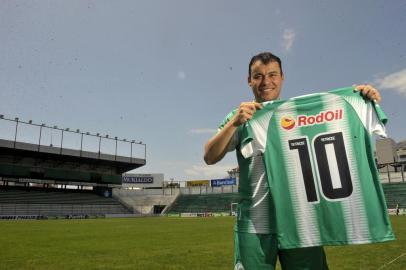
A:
[1, 0, 405, 182]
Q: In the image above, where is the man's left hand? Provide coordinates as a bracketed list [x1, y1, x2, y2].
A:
[354, 84, 382, 103]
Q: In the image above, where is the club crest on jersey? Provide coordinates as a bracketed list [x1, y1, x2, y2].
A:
[281, 109, 343, 130]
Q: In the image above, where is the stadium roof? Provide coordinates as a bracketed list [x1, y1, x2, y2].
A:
[0, 138, 146, 185]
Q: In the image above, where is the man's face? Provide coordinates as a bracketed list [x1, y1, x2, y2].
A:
[248, 60, 284, 102]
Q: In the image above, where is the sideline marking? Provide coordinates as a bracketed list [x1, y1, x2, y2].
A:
[377, 252, 406, 270]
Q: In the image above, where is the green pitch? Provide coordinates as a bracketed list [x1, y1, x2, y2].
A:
[0, 216, 404, 270]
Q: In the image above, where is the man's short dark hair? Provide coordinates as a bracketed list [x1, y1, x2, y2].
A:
[248, 52, 283, 78]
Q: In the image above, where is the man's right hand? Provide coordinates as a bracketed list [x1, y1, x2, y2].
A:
[204, 101, 262, 165]
[231, 102, 263, 127]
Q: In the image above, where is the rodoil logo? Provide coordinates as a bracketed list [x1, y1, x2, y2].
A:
[281, 109, 343, 130]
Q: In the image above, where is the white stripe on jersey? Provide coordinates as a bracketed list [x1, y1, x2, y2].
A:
[278, 102, 321, 246]
[247, 155, 271, 234]
[240, 110, 273, 234]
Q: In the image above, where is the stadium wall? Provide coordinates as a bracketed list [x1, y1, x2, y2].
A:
[112, 189, 178, 215]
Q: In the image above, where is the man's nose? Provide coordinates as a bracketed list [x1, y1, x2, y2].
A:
[262, 76, 272, 86]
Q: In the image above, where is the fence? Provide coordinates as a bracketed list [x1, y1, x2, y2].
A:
[380, 171, 405, 183]
[117, 185, 239, 196]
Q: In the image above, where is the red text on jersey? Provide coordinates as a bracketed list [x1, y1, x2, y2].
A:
[297, 109, 343, 127]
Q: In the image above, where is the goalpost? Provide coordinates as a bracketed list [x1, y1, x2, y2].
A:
[230, 202, 238, 216]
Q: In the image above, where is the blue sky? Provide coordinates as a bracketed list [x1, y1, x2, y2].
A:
[1, 1, 405, 182]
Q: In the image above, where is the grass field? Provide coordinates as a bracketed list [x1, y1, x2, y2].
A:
[0, 216, 405, 270]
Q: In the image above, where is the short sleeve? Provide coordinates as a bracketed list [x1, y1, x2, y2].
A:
[369, 103, 387, 137]
[239, 106, 274, 158]
[338, 89, 388, 138]
[240, 122, 266, 158]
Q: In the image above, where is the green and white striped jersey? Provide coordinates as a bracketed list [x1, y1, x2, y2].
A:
[219, 111, 275, 234]
[240, 87, 395, 248]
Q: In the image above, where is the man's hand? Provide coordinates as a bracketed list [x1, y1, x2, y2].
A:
[231, 102, 263, 127]
[204, 101, 262, 165]
[354, 84, 382, 103]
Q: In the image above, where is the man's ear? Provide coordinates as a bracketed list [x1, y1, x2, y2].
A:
[247, 76, 252, 87]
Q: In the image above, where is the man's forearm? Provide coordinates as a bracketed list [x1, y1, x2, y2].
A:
[204, 121, 237, 165]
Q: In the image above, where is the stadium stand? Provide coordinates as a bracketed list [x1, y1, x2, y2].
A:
[382, 182, 406, 209]
[0, 116, 147, 219]
[0, 186, 132, 218]
[165, 193, 239, 214]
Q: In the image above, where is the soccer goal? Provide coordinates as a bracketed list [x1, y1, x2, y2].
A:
[230, 202, 238, 216]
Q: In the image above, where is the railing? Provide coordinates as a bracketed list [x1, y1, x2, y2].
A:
[380, 171, 405, 183]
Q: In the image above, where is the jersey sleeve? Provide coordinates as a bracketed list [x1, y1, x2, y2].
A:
[218, 109, 239, 152]
[240, 121, 266, 159]
[367, 102, 388, 137]
[349, 97, 388, 138]
[333, 87, 388, 138]
[239, 106, 274, 158]
[239, 123, 254, 158]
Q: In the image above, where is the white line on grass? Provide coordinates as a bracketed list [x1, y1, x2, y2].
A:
[377, 252, 406, 270]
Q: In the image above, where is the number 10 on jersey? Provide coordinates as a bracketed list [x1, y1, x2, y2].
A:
[288, 132, 353, 203]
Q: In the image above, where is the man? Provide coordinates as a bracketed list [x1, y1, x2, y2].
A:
[204, 52, 382, 270]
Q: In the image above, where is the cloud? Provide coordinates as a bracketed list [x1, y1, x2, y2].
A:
[282, 29, 295, 52]
[177, 71, 186, 80]
[184, 164, 235, 179]
[189, 128, 217, 134]
[375, 68, 406, 97]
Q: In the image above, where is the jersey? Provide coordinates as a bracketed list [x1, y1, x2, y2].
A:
[219, 110, 275, 234]
[240, 86, 395, 249]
